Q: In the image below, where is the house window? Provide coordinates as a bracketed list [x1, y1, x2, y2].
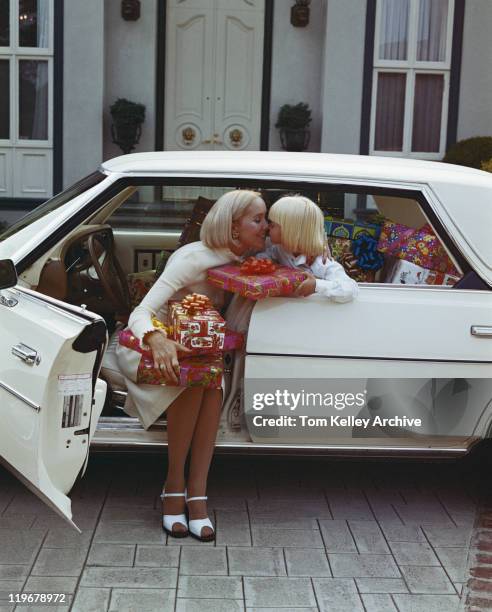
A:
[370, 0, 454, 159]
[0, 0, 53, 199]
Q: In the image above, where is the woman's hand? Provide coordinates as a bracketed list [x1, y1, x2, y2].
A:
[294, 273, 317, 297]
[146, 331, 191, 385]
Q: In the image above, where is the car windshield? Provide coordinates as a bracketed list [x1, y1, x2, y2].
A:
[0, 172, 106, 243]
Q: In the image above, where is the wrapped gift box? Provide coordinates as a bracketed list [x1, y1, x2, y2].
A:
[327, 237, 377, 282]
[137, 354, 223, 389]
[127, 270, 156, 309]
[119, 324, 243, 358]
[386, 259, 461, 286]
[207, 263, 306, 299]
[169, 297, 225, 353]
[324, 216, 382, 240]
[378, 221, 459, 275]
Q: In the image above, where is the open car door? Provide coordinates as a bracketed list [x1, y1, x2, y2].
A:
[0, 280, 107, 530]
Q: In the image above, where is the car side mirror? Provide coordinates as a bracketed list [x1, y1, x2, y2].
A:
[0, 259, 18, 289]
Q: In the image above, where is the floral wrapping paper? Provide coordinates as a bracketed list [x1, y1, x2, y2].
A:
[127, 270, 156, 309]
[169, 301, 226, 353]
[207, 263, 307, 299]
[137, 354, 223, 389]
[377, 221, 460, 276]
[324, 216, 382, 241]
[386, 259, 461, 286]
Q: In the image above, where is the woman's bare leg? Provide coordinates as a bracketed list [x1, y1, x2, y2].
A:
[186, 388, 223, 536]
[163, 387, 204, 532]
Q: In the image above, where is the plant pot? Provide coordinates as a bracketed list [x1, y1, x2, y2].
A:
[111, 120, 142, 155]
[279, 128, 310, 152]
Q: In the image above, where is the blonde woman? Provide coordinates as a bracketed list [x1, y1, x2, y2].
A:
[116, 190, 268, 541]
[265, 195, 359, 301]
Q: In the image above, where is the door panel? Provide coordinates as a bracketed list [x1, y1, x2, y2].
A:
[244, 287, 492, 445]
[214, 6, 264, 150]
[0, 286, 106, 527]
[165, 5, 215, 150]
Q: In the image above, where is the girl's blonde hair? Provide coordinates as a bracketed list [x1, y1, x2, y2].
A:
[269, 195, 325, 257]
[200, 189, 263, 249]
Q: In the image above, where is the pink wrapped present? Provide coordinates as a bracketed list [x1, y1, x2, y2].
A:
[137, 353, 223, 389]
[207, 263, 307, 299]
[119, 325, 242, 357]
[378, 221, 459, 275]
[169, 294, 225, 354]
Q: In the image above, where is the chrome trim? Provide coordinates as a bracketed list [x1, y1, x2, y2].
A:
[12, 343, 40, 366]
[92, 418, 477, 457]
[0, 294, 18, 308]
[0, 380, 41, 412]
[471, 325, 492, 338]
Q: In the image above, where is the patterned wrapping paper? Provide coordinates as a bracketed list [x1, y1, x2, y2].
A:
[377, 221, 460, 276]
[386, 259, 461, 286]
[169, 301, 226, 353]
[207, 263, 307, 299]
[324, 216, 382, 240]
[118, 324, 243, 358]
[127, 270, 156, 309]
[137, 353, 223, 389]
[327, 237, 377, 283]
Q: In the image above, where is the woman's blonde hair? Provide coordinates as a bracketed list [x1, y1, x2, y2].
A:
[200, 189, 263, 249]
[268, 195, 325, 257]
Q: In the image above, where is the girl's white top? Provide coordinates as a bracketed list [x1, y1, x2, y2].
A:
[259, 240, 359, 302]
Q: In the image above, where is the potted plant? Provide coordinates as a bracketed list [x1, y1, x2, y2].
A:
[275, 102, 312, 152]
[110, 98, 146, 154]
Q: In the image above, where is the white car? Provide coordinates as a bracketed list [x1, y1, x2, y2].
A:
[0, 151, 491, 528]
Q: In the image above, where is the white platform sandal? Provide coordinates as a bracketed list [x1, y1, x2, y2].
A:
[185, 494, 215, 542]
[160, 490, 188, 538]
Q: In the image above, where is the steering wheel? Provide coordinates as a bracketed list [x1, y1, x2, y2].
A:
[87, 229, 131, 314]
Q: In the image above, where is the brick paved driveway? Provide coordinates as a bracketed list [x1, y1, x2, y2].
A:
[0, 452, 488, 612]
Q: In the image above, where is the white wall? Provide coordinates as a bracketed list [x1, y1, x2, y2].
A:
[103, 0, 157, 161]
[320, 0, 366, 154]
[268, 0, 326, 152]
[63, 0, 105, 187]
[457, 0, 492, 141]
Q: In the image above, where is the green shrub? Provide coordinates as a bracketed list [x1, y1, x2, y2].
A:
[443, 136, 492, 169]
[110, 98, 145, 125]
[275, 103, 312, 130]
[481, 158, 492, 173]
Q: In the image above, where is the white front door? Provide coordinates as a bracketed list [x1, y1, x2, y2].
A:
[0, 285, 107, 529]
[164, 0, 265, 151]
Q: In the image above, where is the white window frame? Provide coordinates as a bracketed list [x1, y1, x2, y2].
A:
[370, 0, 454, 160]
[0, 0, 54, 198]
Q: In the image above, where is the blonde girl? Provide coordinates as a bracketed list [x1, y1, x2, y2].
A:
[265, 195, 359, 301]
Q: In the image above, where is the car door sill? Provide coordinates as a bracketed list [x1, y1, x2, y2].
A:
[91, 418, 478, 457]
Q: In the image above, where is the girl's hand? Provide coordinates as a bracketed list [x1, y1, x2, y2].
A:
[294, 273, 317, 297]
[146, 331, 191, 384]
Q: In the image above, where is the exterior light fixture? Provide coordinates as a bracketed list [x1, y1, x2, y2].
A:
[291, 0, 310, 27]
[121, 0, 141, 21]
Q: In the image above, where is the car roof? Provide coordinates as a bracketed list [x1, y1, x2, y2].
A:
[100, 150, 489, 185]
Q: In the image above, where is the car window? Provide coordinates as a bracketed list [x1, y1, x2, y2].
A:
[0, 172, 106, 243]
[104, 180, 462, 286]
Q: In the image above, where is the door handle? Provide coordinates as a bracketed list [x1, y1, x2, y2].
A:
[202, 139, 212, 144]
[12, 343, 41, 365]
[471, 326, 492, 338]
[213, 139, 223, 145]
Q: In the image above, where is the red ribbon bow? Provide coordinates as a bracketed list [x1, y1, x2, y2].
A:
[240, 257, 277, 275]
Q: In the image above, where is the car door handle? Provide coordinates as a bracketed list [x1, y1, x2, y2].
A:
[12, 343, 41, 365]
[471, 326, 492, 338]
